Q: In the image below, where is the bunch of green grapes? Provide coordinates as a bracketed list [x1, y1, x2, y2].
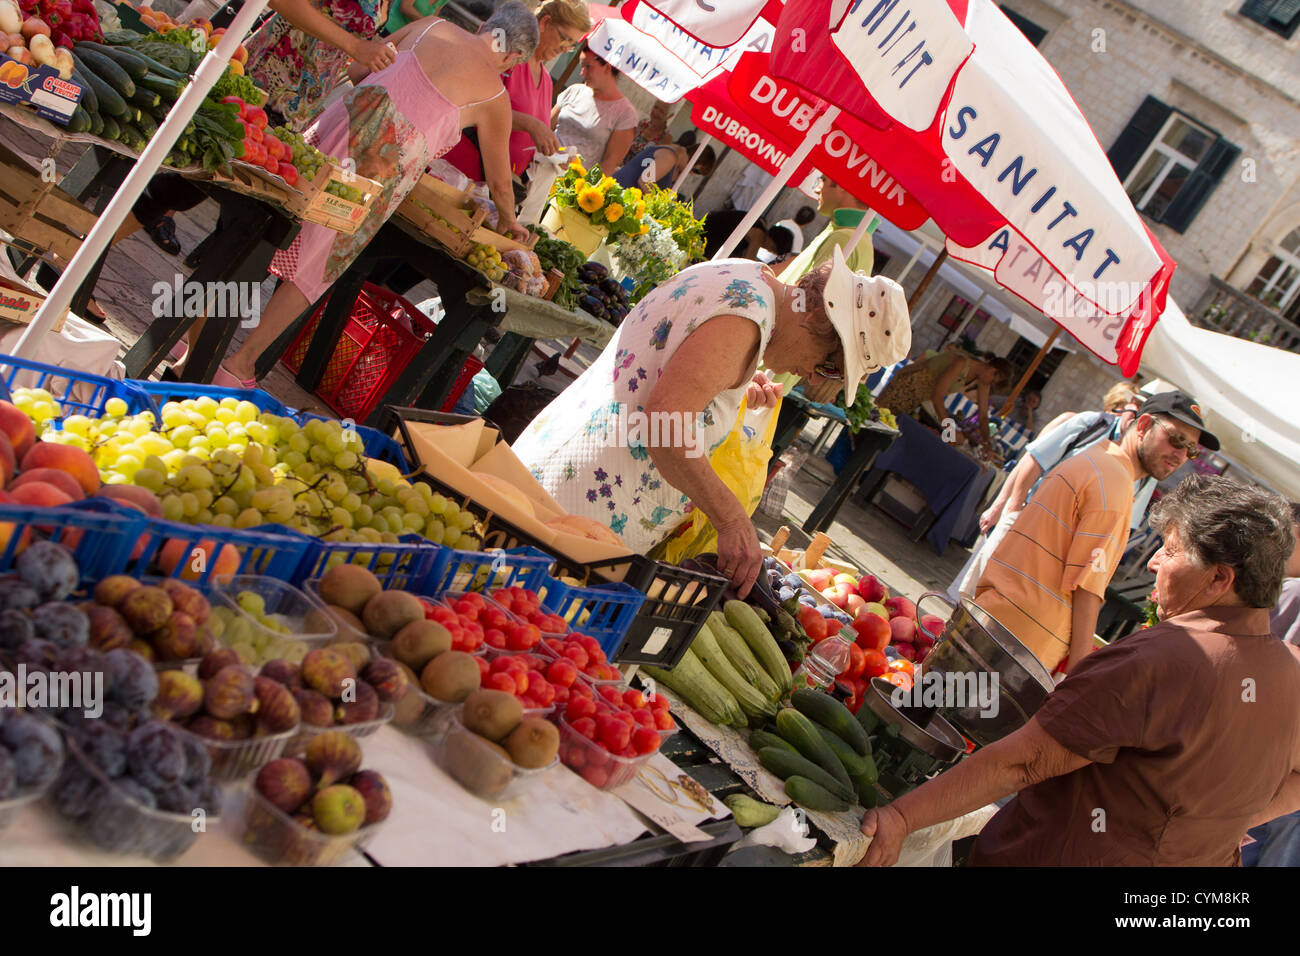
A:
[21, 392, 484, 563]
[208, 600, 309, 667]
[325, 181, 365, 203]
[270, 127, 325, 180]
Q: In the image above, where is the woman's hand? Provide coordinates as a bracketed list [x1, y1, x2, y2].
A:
[857, 804, 910, 867]
[352, 37, 397, 72]
[745, 372, 783, 409]
[499, 216, 529, 241]
[528, 118, 560, 157]
[715, 510, 762, 598]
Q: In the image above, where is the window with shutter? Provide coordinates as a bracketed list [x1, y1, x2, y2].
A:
[1240, 0, 1300, 39]
[1111, 100, 1241, 235]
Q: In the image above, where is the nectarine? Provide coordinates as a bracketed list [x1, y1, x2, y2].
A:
[159, 537, 241, 580]
[12, 467, 84, 501]
[20, 442, 100, 494]
[889, 616, 917, 645]
[8, 480, 73, 508]
[0, 401, 35, 459]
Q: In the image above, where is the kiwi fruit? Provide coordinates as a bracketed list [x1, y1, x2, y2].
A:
[442, 729, 513, 797]
[362, 590, 425, 640]
[420, 651, 481, 703]
[504, 717, 559, 769]
[318, 565, 382, 615]
[392, 619, 452, 672]
[461, 689, 523, 743]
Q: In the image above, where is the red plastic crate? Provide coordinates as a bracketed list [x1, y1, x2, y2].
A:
[281, 283, 480, 420]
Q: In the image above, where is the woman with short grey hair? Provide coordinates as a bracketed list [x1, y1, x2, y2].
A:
[480, 0, 542, 57]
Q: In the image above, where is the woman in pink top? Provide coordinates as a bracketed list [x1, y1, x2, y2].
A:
[443, 0, 592, 180]
[214, 5, 538, 387]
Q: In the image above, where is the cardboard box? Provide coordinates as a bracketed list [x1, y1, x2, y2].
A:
[0, 276, 67, 333]
[0, 56, 85, 126]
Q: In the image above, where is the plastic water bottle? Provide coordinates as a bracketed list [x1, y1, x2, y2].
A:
[792, 635, 852, 693]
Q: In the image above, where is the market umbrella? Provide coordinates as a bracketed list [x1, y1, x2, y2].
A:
[10, 0, 272, 359]
[765, 0, 1176, 376]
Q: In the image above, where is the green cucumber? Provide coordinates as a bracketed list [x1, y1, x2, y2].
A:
[127, 51, 189, 82]
[74, 41, 149, 82]
[99, 114, 121, 141]
[138, 72, 186, 101]
[748, 729, 797, 755]
[792, 688, 871, 756]
[128, 87, 160, 111]
[775, 707, 852, 791]
[785, 775, 851, 813]
[757, 747, 853, 803]
[74, 49, 137, 99]
[72, 54, 128, 118]
[725, 600, 793, 695]
[65, 106, 92, 134]
[70, 67, 98, 114]
[814, 723, 870, 779]
[88, 110, 104, 136]
[854, 769, 879, 808]
[135, 110, 157, 139]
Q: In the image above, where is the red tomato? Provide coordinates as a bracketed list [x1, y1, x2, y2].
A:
[449, 627, 469, 652]
[798, 605, 828, 643]
[565, 744, 585, 768]
[630, 707, 655, 727]
[648, 690, 670, 712]
[431, 606, 457, 625]
[597, 685, 623, 706]
[565, 696, 597, 722]
[888, 658, 914, 679]
[835, 678, 863, 714]
[577, 635, 606, 664]
[881, 671, 913, 692]
[862, 649, 890, 679]
[632, 727, 660, 755]
[485, 672, 516, 695]
[546, 659, 578, 688]
[474, 656, 490, 681]
[542, 636, 566, 657]
[485, 630, 507, 650]
[453, 599, 478, 621]
[489, 655, 515, 674]
[596, 714, 630, 752]
[569, 680, 593, 699]
[849, 678, 867, 714]
[571, 716, 597, 740]
[653, 708, 675, 731]
[561, 644, 589, 670]
[506, 623, 539, 651]
[537, 613, 567, 633]
[843, 643, 867, 681]
[622, 688, 646, 710]
[581, 764, 608, 788]
[417, 598, 435, 617]
[552, 683, 570, 705]
[530, 679, 556, 707]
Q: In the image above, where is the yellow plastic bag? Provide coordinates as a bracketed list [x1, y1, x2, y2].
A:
[656, 397, 781, 563]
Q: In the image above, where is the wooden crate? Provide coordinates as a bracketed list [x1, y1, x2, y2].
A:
[0, 144, 97, 263]
[400, 174, 538, 254]
[289, 163, 385, 235]
[396, 176, 482, 257]
[0, 275, 68, 334]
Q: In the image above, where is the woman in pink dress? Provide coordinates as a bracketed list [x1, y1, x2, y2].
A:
[215, 3, 538, 387]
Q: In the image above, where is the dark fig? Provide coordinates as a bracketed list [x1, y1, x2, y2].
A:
[304, 730, 361, 788]
[348, 769, 392, 824]
[260, 659, 302, 690]
[361, 657, 408, 703]
[152, 669, 204, 721]
[255, 757, 312, 814]
[334, 679, 379, 725]
[254, 676, 301, 734]
[198, 648, 242, 681]
[203, 665, 257, 720]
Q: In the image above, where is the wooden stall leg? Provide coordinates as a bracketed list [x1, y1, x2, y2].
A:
[484, 332, 536, 389]
[803, 430, 893, 535]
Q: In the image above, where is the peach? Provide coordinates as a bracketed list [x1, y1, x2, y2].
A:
[0, 401, 36, 459]
[917, 614, 946, 646]
[0, 430, 13, 487]
[8, 480, 73, 508]
[20, 442, 100, 494]
[95, 484, 161, 516]
[0, 488, 29, 554]
[158, 537, 241, 581]
[889, 616, 917, 645]
[12, 467, 84, 501]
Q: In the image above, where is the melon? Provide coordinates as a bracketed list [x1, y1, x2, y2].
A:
[545, 514, 626, 547]
[470, 471, 535, 519]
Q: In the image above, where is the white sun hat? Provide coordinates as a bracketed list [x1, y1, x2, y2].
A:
[822, 244, 911, 396]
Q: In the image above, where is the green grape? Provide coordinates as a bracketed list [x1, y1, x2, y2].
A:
[330, 508, 354, 529]
[283, 450, 307, 469]
[170, 425, 198, 449]
[214, 496, 239, 517]
[210, 513, 235, 528]
[402, 512, 424, 532]
[385, 515, 404, 534]
[455, 511, 476, 532]
[309, 445, 333, 465]
[324, 432, 346, 454]
[376, 478, 396, 497]
[114, 455, 143, 479]
[301, 493, 324, 518]
[193, 488, 214, 510]
[292, 460, 318, 481]
[407, 497, 429, 518]
[425, 517, 445, 541]
[219, 397, 239, 412]
[354, 504, 374, 524]
[195, 509, 215, 524]
[104, 397, 129, 417]
[429, 492, 447, 513]
[206, 429, 230, 449]
[63, 415, 92, 436]
[358, 527, 383, 543]
[323, 480, 346, 504]
[340, 492, 361, 512]
[234, 508, 262, 529]
[333, 451, 358, 470]
[288, 432, 310, 454]
[133, 468, 165, 493]
[180, 492, 200, 518]
[235, 401, 259, 424]
[252, 464, 275, 486]
[395, 487, 414, 507]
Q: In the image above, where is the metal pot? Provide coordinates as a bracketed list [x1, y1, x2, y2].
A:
[913, 592, 1055, 748]
[859, 677, 966, 797]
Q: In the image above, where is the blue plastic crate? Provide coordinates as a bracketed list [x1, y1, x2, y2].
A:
[111, 512, 311, 587]
[540, 578, 646, 661]
[428, 546, 556, 596]
[132, 381, 299, 419]
[0, 499, 145, 583]
[0, 353, 154, 421]
[295, 412, 411, 471]
[288, 528, 446, 592]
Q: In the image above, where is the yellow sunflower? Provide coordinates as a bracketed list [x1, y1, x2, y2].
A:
[605, 203, 625, 223]
[600, 175, 617, 191]
[577, 186, 605, 213]
[624, 186, 642, 204]
[634, 200, 646, 219]
[639, 222, 650, 234]
[569, 158, 586, 177]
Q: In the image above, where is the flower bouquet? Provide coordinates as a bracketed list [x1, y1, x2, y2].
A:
[543, 159, 646, 254]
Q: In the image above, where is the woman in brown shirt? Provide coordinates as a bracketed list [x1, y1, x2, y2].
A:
[858, 474, 1300, 867]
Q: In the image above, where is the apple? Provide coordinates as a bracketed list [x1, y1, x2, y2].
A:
[857, 574, 887, 604]
[845, 593, 867, 616]
[821, 584, 853, 610]
[917, 614, 945, 646]
[889, 616, 917, 645]
[802, 568, 834, 591]
[832, 572, 857, 589]
[852, 612, 891, 652]
[895, 641, 917, 662]
[883, 595, 916, 621]
[864, 601, 888, 620]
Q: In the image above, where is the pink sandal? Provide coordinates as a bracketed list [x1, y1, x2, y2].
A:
[212, 364, 259, 389]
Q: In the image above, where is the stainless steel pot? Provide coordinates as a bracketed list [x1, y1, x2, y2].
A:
[914, 592, 1055, 747]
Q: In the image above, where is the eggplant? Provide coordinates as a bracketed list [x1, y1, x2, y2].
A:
[599, 277, 623, 297]
[578, 294, 604, 314]
[579, 261, 608, 280]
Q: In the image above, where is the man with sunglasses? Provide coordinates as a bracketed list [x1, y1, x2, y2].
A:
[972, 390, 1219, 677]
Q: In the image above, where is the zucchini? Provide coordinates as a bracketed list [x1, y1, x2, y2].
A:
[135, 110, 157, 139]
[814, 723, 870, 778]
[756, 747, 854, 802]
[74, 49, 136, 99]
[72, 53, 128, 118]
[138, 72, 186, 101]
[748, 729, 798, 755]
[785, 775, 851, 813]
[70, 68, 98, 114]
[776, 707, 852, 791]
[74, 41, 149, 82]
[641, 649, 746, 727]
[88, 110, 104, 136]
[65, 106, 92, 134]
[723, 794, 782, 828]
[792, 688, 870, 756]
[709, 612, 780, 701]
[692, 622, 777, 721]
[128, 87, 160, 110]
[117, 121, 146, 151]
[99, 114, 121, 141]
[725, 600, 792, 695]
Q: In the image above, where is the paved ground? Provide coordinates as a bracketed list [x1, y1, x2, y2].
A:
[5, 120, 972, 600]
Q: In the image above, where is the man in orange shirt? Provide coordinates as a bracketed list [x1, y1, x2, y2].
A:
[973, 391, 1217, 675]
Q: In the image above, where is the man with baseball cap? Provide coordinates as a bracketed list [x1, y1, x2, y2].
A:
[972, 389, 1215, 676]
